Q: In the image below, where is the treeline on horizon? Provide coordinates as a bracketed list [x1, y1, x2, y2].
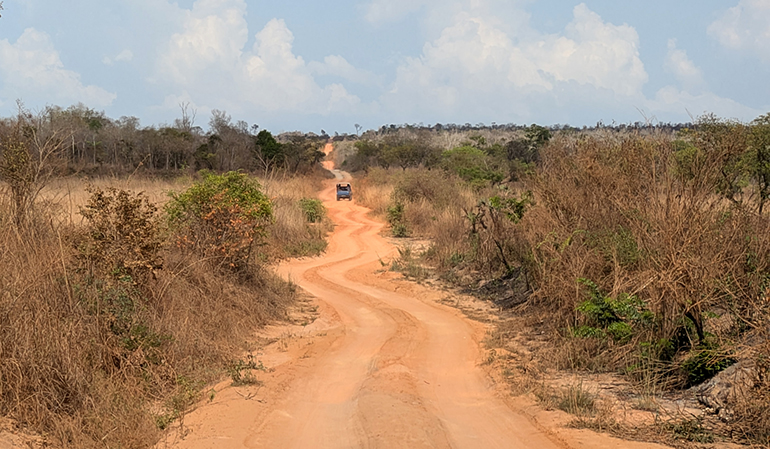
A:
[0, 101, 700, 178]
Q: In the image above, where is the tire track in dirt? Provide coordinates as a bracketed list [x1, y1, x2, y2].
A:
[255, 162, 561, 448]
[161, 155, 564, 448]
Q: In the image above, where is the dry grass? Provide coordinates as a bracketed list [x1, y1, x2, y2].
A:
[0, 172, 323, 448]
[261, 173, 333, 258]
[359, 129, 770, 444]
[354, 167, 395, 218]
[40, 176, 192, 225]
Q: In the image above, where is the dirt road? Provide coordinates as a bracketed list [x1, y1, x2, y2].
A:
[161, 157, 668, 449]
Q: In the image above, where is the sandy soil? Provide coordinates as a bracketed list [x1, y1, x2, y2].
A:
[157, 153, 672, 449]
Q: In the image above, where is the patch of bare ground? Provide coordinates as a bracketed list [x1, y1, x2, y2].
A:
[0, 418, 48, 449]
[156, 292, 331, 448]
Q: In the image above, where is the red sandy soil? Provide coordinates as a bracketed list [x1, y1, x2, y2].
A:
[157, 149, 671, 449]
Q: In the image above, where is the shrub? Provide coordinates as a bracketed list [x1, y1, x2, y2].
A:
[387, 201, 409, 237]
[166, 171, 272, 271]
[298, 198, 325, 223]
[77, 186, 163, 283]
[680, 343, 736, 387]
[572, 279, 654, 345]
[441, 145, 504, 186]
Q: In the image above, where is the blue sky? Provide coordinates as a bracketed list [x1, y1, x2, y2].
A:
[0, 0, 768, 134]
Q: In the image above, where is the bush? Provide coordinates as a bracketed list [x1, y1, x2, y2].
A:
[680, 343, 736, 387]
[166, 171, 272, 271]
[386, 201, 409, 237]
[571, 279, 654, 345]
[441, 145, 504, 186]
[298, 198, 325, 223]
[77, 186, 163, 283]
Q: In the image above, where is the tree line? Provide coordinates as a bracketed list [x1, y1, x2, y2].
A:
[0, 103, 326, 177]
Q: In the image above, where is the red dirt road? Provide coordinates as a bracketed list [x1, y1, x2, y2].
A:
[161, 156, 668, 449]
[258, 165, 559, 448]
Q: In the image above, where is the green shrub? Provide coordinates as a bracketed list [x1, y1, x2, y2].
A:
[298, 198, 325, 223]
[572, 279, 653, 344]
[681, 343, 736, 387]
[441, 145, 504, 186]
[166, 171, 272, 271]
[488, 192, 532, 223]
[387, 201, 409, 237]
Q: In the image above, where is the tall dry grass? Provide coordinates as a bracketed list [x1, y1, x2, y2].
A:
[40, 176, 193, 225]
[0, 171, 328, 447]
[358, 129, 770, 442]
[261, 172, 333, 258]
[527, 132, 770, 346]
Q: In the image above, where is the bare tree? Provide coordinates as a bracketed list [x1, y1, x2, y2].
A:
[0, 102, 73, 226]
[175, 101, 196, 133]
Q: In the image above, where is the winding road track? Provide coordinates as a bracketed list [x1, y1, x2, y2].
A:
[162, 158, 565, 448]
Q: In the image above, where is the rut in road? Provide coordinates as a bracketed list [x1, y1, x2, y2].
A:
[162, 160, 564, 449]
[261, 164, 560, 448]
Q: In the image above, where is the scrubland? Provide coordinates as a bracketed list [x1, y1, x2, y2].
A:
[351, 118, 770, 445]
[0, 171, 330, 447]
[3, 101, 770, 446]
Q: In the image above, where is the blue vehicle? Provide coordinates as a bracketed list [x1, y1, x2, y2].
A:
[336, 183, 352, 201]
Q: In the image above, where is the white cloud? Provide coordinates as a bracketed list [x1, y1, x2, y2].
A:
[156, 0, 363, 116]
[709, 0, 770, 61]
[382, 3, 648, 121]
[0, 28, 116, 107]
[103, 49, 134, 65]
[308, 55, 381, 86]
[535, 4, 647, 96]
[664, 39, 705, 90]
[115, 49, 134, 62]
[649, 86, 762, 121]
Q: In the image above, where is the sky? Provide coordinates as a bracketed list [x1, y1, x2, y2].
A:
[0, 0, 769, 134]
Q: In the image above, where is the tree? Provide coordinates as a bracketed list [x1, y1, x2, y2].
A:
[253, 130, 284, 172]
[175, 102, 196, 134]
[749, 113, 770, 214]
[0, 103, 72, 225]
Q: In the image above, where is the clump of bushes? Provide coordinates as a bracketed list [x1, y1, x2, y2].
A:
[0, 170, 302, 447]
[166, 171, 272, 271]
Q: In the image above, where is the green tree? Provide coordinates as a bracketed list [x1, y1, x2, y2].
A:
[441, 145, 504, 186]
[253, 130, 284, 171]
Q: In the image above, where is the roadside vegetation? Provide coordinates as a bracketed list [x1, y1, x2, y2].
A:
[0, 105, 331, 447]
[3, 97, 769, 446]
[349, 115, 770, 445]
